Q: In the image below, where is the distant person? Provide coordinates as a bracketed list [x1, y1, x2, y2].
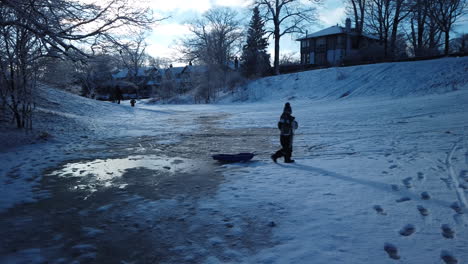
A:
[130, 99, 136, 107]
[115, 86, 123, 104]
[271, 102, 298, 163]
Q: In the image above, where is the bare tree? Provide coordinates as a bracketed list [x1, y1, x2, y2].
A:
[405, 0, 443, 56]
[111, 30, 149, 96]
[389, 0, 410, 56]
[366, 0, 410, 57]
[148, 56, 171, 69]
[366, 0, 392, 55]
[41, 57, 78, 89]
[428, 0, 467, 55]
[0, 16, 39, 128]
[1, 0, 155, 58]
[407, 0, 430, 56]
[279, 52, 300, 65]
[75, 54, 116, 98]
[179, 7, 242, 66]
[345, 0, 367, 35]
[0, 0, 156, 128]
[178, 7, 243, 102]
[256, 0, 322, 75]
[450, 33, 468, 53]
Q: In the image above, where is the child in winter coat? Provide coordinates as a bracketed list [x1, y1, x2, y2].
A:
[271, 102, 298, 163]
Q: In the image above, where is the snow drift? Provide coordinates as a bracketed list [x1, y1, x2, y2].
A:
[231, 57, 468, 102]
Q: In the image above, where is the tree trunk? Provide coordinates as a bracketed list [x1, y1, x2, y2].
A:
[383, 38, 388, 57]
[274, 29, 280, 75]
[444, 30, 450, 55]
[416, 2, 426, 57]
[14, 110, 22, 128]
[389, 0, 402, 58]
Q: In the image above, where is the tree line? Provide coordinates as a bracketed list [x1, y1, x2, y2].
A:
[0, 0, 157, 129]
[345, 0, 467, 58]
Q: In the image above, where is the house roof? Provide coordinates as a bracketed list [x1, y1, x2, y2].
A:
[146, 80, 160, 85]
[297, 25, 379, 41]
[112, 69, 128, 79]
[112, 67, 160, 79]
[165, 66, 185, 75]
[183, 65, 208, 74]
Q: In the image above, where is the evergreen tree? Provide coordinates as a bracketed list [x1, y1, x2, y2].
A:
[241, 7, 271, 78]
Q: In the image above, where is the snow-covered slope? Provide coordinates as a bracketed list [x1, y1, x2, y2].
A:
[228, 57, 468, 102]
[1, 58, 467, 263]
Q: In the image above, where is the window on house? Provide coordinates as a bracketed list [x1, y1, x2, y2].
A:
[327, 36, 336, 50]
[309, 39, 315, 50]
[351, 36, 359, 49]
[316, 38, 326, 52]
[337, 36, 345, 49]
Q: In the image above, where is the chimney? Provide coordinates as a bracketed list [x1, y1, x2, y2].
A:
[345, 18, 351, 32]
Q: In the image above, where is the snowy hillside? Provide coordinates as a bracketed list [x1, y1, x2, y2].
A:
[1, 58, 468, 264]
[228, 57, 468, 102]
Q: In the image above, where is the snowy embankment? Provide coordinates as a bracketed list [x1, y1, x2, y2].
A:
[227, 56, 468, 102]
[1, 57, 467, 263]
[0, 85, 186, 212]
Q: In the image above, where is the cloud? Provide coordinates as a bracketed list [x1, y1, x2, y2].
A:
[151, 23, 191, 37]
[318, 6, 346, 27]
[146, 42, 177, 58]
[148, 23, 190, 57]
[149, 0, 212, 13]
[213, 0, 252, 7]
[148, 0, 251, 13]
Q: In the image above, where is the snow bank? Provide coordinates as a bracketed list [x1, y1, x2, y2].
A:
[227, 57, 468, 102]
[0, 84, 179, 212]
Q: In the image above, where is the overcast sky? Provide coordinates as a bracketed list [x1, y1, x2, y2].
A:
[145, 0, 468, 65]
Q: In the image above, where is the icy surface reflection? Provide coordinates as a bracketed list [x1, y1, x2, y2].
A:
[49, 155, 198, 193]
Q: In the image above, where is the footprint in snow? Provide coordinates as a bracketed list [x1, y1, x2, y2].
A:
[420, 192, 431, 200]
[450, 202, 464, 214]
[417, 205, 430, 216]
[441, 224, 455, 239]
[441, 251, 458, 264]
[399, 224, 415, 236]
[384, 243, 400, 260]
[460, 170, 468, 181]
[396, 197, 411, 203]
[389, 165, 398, 169]
[440, 177, 453, 190]
[417, 172, 425, 180]
[402, 177, 413, 188]
[391, 184, 400, 191]
[373, 205, 387, 215]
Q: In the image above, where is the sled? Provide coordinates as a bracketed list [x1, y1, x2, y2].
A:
[212, 153, 255, 163]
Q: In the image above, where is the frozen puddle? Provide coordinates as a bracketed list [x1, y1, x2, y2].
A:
[48, 155, 200, 192]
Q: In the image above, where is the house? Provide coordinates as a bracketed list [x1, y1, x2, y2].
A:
[111, 66, 162, 98]
[297, 18, 380, 66]
[160, 64, 210, 94]
[180, 65, 208, 91]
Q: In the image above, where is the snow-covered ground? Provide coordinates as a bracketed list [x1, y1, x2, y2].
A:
[1, 57, 468, 263]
